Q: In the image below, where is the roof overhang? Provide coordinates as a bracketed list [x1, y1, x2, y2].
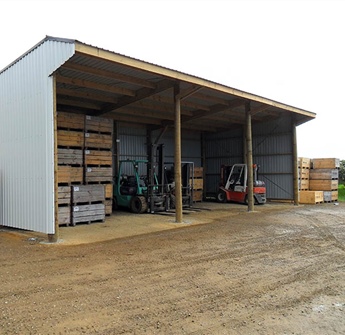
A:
[52, 38, 315, 132]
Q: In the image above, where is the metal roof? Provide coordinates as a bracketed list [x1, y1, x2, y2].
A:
[4, 36, 316, 132]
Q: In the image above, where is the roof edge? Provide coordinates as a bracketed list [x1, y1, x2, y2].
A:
[74, 41, 316, 119]
[0, 35, 76, 75]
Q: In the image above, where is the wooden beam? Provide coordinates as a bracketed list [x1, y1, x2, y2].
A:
[62, 61, 155, 89]
[246, 102, 254, 212]
[149, 94, 211, 112]
[56, 74, 136, 96]
[56, 87, 118, 104]
[96, 79, 176, 116]
[57, 97, 101, 110]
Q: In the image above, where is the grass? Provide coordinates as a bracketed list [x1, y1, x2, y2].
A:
[339, 184, 345, 202]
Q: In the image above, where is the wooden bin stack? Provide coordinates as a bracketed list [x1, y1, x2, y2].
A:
[56, 112, 113, 226]
[190, 167, 203, 202]
[84, 115, 113, 215]
[299, 157, 339, 204]
[310, 158, 339, 202]
[298, 157, 310, 191]
[57, 112, 85, 226]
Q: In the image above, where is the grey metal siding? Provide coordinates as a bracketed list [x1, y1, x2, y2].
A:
[204, 116, 294, 199]
[0, 40, 75, 234]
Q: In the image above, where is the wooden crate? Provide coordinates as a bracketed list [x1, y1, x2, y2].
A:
[312, 158, 340, 169]
[192, 167, 203, 178]
[72, 184, 105, 204]
[58, 166, 83, 184]
[85, 150, 112, 166]
[309, 179, 338, 191]
[85, 167, 113, 183]
[323, 191, 338, 202]
[57, 112, 85, 130]
[298, 168, 310, 179]
[72, 203, 105, 225]
[191, 178, 203, 190]
[104, 199, 113, 215]
[298, 157, 311, 169]
[58, 148, 83, 166]
[309, 169, 339, 180]
[192, 189, 203, 202]
[84, 132, 112, 149]
[58, 186, 71, 205]
[57, 130, 84, 148]
[58, 206, 71, 226]
[299, 191, 323, 204]
[104, 184, 113, 199]
[85, 115, 113, 134]
[298, 179, 309, 191]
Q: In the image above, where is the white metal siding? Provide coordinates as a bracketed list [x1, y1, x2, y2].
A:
[0, 40, 75, 234]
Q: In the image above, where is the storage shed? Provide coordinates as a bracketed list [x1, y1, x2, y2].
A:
[0, 36, 315, 241]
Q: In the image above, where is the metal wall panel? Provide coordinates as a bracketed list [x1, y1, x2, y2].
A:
[204, 115, 294, 199]
[0, 40, 75, 234]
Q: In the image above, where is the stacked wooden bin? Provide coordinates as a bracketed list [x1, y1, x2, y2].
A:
[298, 157, 339, 204]
[57, 112, 113, 226]
[310, 158, 339, 202]
[191, 167, 203, 202]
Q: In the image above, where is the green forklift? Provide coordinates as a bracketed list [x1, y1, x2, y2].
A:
[113, 144, 169, 213]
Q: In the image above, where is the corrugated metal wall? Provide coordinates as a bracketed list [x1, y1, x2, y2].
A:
[117, 124, 202, 166]
[204, 115, 294, 199]
[0, 40, 75, 234]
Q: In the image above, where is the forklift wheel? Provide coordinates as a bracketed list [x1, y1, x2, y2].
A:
[216, 191, 227, 203]
[130, 196, 148, 214]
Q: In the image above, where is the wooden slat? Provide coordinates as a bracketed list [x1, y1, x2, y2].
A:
[58, 166, 83, 184]
[309, 169, 339, 180]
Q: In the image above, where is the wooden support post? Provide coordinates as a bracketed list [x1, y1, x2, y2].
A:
[174, 83, 183, 223]
[50, 74, 59, 243]
[243, 125, 248, 165]
[245, 102, 254, 212]
[292, 116, 299, 205]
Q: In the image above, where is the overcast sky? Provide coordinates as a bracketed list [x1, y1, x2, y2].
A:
[1, 0, 344, 159]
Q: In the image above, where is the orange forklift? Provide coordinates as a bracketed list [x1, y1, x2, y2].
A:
[217, 164, 266, 204]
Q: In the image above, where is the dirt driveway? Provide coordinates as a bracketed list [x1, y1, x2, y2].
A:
[1, 202, 345, 334]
